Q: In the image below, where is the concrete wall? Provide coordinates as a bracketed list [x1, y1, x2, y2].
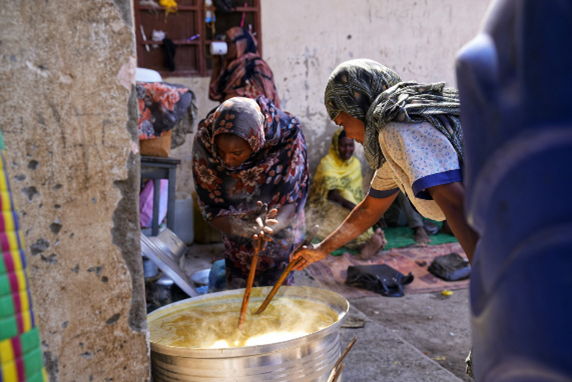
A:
[168, 0, 492, 199]
[0, 1, 150, 381]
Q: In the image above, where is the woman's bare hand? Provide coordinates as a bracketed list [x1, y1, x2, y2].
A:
[291, 245, 328, 271]
[251, 202, 280, 241]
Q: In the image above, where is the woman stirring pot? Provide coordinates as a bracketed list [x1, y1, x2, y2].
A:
[192, 96, 308, 289]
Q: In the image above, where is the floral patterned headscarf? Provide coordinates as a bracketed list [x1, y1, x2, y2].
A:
[209, 27, 281, 107]
[193, 96, 308, 220]
[324, 59, 463, 169]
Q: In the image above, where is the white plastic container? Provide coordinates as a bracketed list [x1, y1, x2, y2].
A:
[173, 197, 194, 244]
[210, 41, 228, 55]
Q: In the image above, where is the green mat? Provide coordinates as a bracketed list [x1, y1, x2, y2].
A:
[330, 225, 458, 256]
[383, 226, 458, 249]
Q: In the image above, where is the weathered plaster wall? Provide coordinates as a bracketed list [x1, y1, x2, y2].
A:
[167, 0, 492, 199]
[262, 0, 493, 171]
[0, 1, 150, 381]
[169, 77, 218, 200]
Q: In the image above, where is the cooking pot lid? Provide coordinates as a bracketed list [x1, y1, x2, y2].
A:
[141, 232, 198, 297]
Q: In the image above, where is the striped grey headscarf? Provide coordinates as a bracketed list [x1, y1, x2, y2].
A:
[324, 59, 463, 169]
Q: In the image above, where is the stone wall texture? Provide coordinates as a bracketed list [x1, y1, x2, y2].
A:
[168, 0, 493, 199]
[0, 1, 150, 381]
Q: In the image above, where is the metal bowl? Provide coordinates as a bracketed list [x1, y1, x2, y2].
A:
[148, 286, 350, 381]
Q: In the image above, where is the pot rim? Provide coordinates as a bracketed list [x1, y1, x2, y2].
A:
[148, 285, 350, 358]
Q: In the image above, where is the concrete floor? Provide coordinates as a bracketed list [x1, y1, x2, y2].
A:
[180, 243, 472, 382]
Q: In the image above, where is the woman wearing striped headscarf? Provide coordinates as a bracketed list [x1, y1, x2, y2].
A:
[209, 27, 280, 107]
[293, 59, 478, 270]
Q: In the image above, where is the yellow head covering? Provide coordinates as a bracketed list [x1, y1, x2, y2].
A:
[309, 129, 363, 208]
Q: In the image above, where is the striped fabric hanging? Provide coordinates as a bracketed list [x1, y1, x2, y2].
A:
[0, 134, 46, 382]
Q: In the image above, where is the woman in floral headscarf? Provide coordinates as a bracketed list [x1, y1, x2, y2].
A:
[192, 96, 308, 288]
[293, 59, 478, 271]
[209, 27, 280, 107]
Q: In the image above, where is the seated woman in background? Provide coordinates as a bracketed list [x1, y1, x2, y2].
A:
[209, 27, 280, 107]
[307, 128, 386, 259]
[192, 96, 308, 289]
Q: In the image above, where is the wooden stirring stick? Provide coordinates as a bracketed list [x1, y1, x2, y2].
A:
[255, 225, 319, 315]
[254, 256, 303, 315]
[238, 201, 274, 328]
[238, 237, 264, 328]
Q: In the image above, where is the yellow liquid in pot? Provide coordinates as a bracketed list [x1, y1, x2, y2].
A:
[149, 297, 339, 349]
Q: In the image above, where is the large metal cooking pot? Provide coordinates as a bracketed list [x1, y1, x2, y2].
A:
[148, 286, 350, 382]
